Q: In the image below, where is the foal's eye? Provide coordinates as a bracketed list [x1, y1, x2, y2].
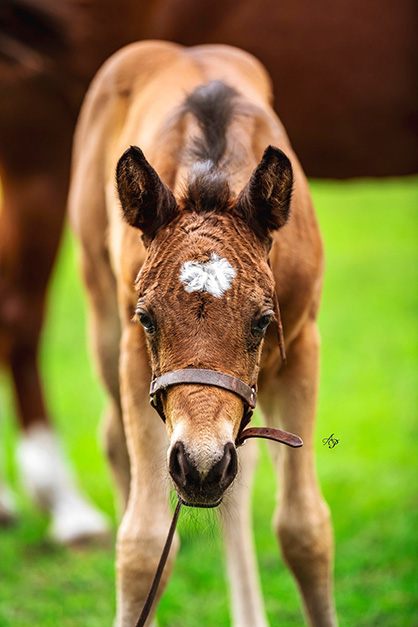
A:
[252, 311, 274, 335]
[136, 311, 156, 333]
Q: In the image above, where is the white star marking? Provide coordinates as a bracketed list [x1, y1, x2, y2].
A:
[179, 253, 236, 298]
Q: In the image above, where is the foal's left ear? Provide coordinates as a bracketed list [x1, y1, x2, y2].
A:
[235, 146, 293, 236]
[116, 146, 177, 244]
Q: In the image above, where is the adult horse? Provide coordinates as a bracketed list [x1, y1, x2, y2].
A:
[69, 41, 335, 626]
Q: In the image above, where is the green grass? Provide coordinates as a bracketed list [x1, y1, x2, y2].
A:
[0, 177, 417, 625]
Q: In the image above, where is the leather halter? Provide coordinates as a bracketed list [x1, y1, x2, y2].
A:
[150, 368, 257, 425]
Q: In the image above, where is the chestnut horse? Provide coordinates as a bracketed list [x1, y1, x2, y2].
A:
[69, 41, 336, 626]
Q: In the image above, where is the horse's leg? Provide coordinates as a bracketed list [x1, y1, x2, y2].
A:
[79, 250, 130, 513]
[0, 171, 65, 430]
[101, 402, 131, 514]
[0, 163, 108, 543]
[221, 441, 269, 627]
[116, 324, 177, 626]
[259, 320, 337, 627]
[75, 223, 169, 625]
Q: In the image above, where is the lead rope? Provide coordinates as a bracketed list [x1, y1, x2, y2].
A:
[135, 498, 182, 627]
[134, 427, 302, 627]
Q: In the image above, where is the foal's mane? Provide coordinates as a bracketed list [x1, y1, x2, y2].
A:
[183, 80, 237, 166]
[179, 81, 240, 214]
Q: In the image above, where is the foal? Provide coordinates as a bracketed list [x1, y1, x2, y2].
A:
[70, 41, 336, 626]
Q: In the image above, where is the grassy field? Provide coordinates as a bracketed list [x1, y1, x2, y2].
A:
[0, 177, 417, 626]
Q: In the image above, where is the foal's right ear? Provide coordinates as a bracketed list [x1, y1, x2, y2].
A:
[235, 146, 293, 238]
[116, 146, 177, 244]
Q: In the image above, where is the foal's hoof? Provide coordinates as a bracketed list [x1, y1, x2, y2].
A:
[49, 495, 111, 546]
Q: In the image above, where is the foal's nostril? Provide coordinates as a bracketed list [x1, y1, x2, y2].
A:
[206, 442, 237, 490]
[223, 443, 238, 485]
[169, 441, 200, 488]
[169, 441, 186, 488]
[169, 442, 184, 486]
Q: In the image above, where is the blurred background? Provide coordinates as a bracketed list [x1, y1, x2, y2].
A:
[0, 1, 417, 625]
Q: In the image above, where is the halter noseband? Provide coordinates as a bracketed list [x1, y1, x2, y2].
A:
[150, 368, 257, 428]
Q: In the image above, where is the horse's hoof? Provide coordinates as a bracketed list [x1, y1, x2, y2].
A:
[49, 495, 111, 546]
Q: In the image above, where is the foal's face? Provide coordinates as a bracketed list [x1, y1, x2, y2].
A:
[116, 145, 293, 506]
[136, 214, 275, 505]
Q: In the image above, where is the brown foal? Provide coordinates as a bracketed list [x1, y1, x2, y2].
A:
[69, 41, 336, 626]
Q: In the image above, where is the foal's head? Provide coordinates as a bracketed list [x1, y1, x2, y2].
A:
[117, 143, 292, 506]
[116, 80, 293, 508]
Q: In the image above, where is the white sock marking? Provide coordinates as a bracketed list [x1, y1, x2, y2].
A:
[179, 253, 236, 297]
[17, 423, 109, 543]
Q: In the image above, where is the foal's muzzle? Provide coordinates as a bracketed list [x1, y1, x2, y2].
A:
[169, 441, 238, 506]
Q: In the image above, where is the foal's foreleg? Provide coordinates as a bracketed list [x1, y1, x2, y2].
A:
[259, 321, 337, 626]
[221, 441, 269, 627]
[116, 326, 178, 626]
[81, 252, 130, 512]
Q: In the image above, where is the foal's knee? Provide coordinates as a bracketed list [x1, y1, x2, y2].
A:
[117, 532, 178, 582]
[116, 525, 179, 626]
[276, 498, 333, 580]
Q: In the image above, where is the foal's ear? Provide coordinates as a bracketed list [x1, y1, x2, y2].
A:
[235, 146, 293, 236]
[116, 146, 177, 243]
